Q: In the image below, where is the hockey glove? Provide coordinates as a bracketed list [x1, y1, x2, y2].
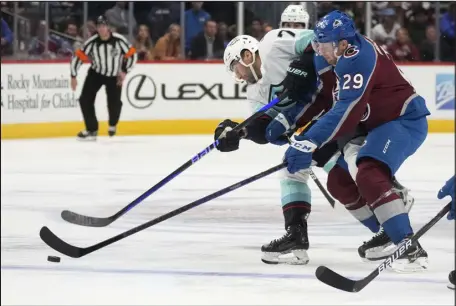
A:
[282, 52, 317, 103]
[437, 175, 455, 220]
[284, 136, 318, 174]
[265, 104, 303, 146]
[214, 119, 244, 152]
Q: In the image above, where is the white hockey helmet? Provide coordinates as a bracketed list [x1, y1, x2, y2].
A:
[280, 4, 310, 29]
[223, 35, 260, 83]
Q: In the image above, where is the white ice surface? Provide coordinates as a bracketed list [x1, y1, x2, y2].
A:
[1, 134, 455, 305]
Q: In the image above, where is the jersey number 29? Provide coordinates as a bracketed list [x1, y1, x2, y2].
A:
[342, 73, 364, 90]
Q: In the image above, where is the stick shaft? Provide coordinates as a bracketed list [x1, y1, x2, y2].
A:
[62, 93, 288, 226]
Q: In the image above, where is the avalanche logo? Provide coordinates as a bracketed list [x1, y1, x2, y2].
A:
[344, 46, 359, 58]
[333, 19, 343, 28]
[435, 74, 455, 110]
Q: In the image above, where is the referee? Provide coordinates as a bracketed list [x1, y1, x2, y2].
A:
[70, 15, 137, 140]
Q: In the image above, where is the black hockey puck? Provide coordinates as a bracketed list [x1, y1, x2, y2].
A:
[47, 255, 61, 263]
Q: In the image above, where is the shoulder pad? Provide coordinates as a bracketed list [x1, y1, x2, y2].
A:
[336, 43, 375, 75]
[343, 45, 360, 59]
[112, 32, 127, 40]
[259, 29, 279, 44]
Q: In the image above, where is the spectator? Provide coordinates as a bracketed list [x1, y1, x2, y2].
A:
[1, 18, 13, 55]
[262, 21, 273, 33]
[248, 18, 264, 41]
[147, 2, 181, 42]
[420, 25, 437, 62]
[387, 27, 420, 62]
[184, 2, 211, 53]
[317, 2, 337, 19]
[351, 3, 366, 34]
[406, 8, 429, 47]
[440, 2, 455, 61]
[402, 2, 431, 28]
[217, 22, 230, 48]
[28, 20, 73, 58]
[105, 2, 137, 35]
[154, 23, 181, 60]
[440, 3, 455, 41]
[64, 20, 83, 50]
[134, 24, 154, 60]
[82, 20, 96, 38]
[371, 8, 402, 48]
[189, 19, 224, 60]
[228, 24, 237, 40]
[440, 2, 456, 63]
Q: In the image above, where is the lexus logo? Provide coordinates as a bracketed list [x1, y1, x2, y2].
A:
[126, 75, 156, 109]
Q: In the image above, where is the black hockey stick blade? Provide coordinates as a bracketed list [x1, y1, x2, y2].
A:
[40, 226, 86, 258]
[41, 163, 287, 258]
[61, 210, 116, 227]
[315, 266, 358, 292]
[315, 202, 451, 292]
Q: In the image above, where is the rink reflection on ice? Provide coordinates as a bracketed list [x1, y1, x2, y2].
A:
[1, 135, 454, 305]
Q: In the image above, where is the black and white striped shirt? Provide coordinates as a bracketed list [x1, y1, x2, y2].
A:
[70, 32, 137, 78]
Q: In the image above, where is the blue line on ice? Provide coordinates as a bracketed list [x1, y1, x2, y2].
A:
[1, 264, 447, 285]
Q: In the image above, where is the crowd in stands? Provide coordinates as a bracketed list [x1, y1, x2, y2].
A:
[1, 1, 454, 62]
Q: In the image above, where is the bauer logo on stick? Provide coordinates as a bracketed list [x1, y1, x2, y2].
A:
[377, 239, 412, 272]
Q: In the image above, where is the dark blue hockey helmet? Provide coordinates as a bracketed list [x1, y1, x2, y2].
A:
[314, 10, 356, 44]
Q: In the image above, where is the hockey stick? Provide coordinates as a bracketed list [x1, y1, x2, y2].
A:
[315, 202, 451, 293]
[309, 169, 335, 207]
[41, 162, 287, 258]
[61, 93, 289, 227]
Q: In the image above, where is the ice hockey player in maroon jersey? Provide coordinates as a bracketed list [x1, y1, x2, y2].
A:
[284, 11, 431, 272]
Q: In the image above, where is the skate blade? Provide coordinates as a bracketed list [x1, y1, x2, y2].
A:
[388, 257, 429, 273]
[77, 137, 97, 141]
[447, 283, 455, 290]
[261, 249, 309, 265]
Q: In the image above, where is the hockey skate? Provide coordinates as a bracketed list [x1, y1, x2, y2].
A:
[77, 130, 97, 141]
[261, 223, 309, 265]
[108, 126, 116, 137]
[448, 270, 455, 290]
[358, 179, 415, 261]
[387, 237, 429, 273]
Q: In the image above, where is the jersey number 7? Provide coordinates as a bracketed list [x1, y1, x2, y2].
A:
[277, 30, 295, 38]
